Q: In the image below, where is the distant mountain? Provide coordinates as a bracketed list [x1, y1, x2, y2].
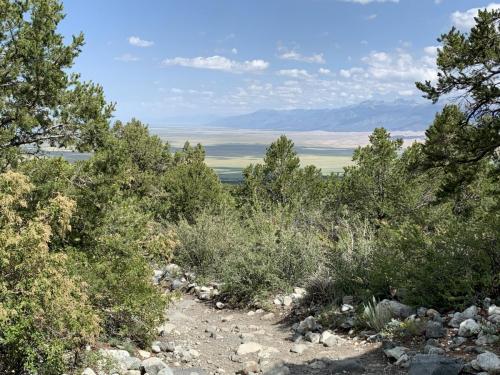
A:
[209, 100, 443, 132]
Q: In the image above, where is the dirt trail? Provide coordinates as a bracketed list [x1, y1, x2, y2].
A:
[157, 294, 404, 375]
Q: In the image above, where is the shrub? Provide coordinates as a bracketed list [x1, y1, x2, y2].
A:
[360, 297, 391, 332]
[0, 172, 100, 374]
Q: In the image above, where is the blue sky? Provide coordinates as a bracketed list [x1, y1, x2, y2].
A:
[59, 0, 498, 124]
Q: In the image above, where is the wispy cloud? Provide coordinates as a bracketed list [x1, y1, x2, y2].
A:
[278, 46, 326, 64]
[451, 3, 500, 29]
[114, 53, 140, 62]
[277, 69, 312, 79]
[163, 55, 269, 73]
[365, 14, 378, 20]
[128, 36, 154, 47]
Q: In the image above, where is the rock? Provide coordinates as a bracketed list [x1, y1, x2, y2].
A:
[98, 349, 130, 372]
[157, 368, 174, 375]
[320, 331, 340, 347]
[449, 312, 465, 328]
[161, 341, 176, 352]
[236, 342, 263, 355]
[170, 279, 185, 290]
[309, 360, 326, 369]
[384, 346, 408, 361]
[282, 296, 293, 307]
[123, 357, 141, 370]
[263, 365, 290, 375]
[462, 305, 478, 319]
[341, 304, 354, 312]
[261, 313, 275, 321]
[82, 369, 96, 375]
[157, 323, 176, 336]
[215, 302, 225, 309]
[328, 359, 365, 374]
[258, 347, 280, 359]
[221, 315, 233, 322]
[488, 305, 500, 316]
[141, 357, 168, 375]
[273, 298, 282, 306]
[426, 309, 440, 319]
[489, 314, 500, 324]
[377, 299, 415, 319]
[476, 351, 500, 374]
[290, 344, 308, 354]
[305, 332, 320, 344]
[125, 371, 141, 375]
[476, 334, 499, 346]
[165, 263, 181, 276]
[417, 307, 428, 317]
[424, 345, 445, 355]
[408, 354, 462, 375]
[151, 343, 162, 353]
[450, 336, 467, 348]
[426, 321, 445, 339]
[458, 319, 480, 337]
[239, 361, 260, 374]
[137, 349, 151, 359]
[296, 316, 319, 334]
[396, 354, 410, 368]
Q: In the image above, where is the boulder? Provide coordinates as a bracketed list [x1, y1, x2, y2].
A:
[448, 312, 465, 328]
[290, 343, 308, 354]
[305, 332, 320, 344]
[377, 299, 415, 319]
[426, 321, 445, 339]
[424, 345, 445, 355]
[476, 351, 500, 374]
[408, 354, 462, 375]
[458, 319, 480, 337]
[462, 305, 478, 319]
[476, 334, 499, 346]
[384, 346, 408, 361]
[82, 369, 96, 375]
[141, 357, 168, 375]
[320, 331, 340, 347]
[295, 316, 319, 334]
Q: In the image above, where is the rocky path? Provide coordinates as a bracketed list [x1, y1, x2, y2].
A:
[154, 294, 402, 375]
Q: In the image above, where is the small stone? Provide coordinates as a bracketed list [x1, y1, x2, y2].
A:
[341, 304, 354, 312]
[426, 309, 440, 319]
[290, 344, 308, 354]
[308, 360, 326, 369]
[82, 369, 97, 375]
[282, 296, 293, 307]
[151, 343, 162, 353]
[261, 313, 275, 321]
[417, 307, 428, 317]
[237, 342, 263, 356]
[384, 346, 408, 361]
[458, 319, 481, 337]
[274, 298, 282, 306]
[239, 360, 260, 374]
[320, 331, 340, 347]
[305, 332, 320, 344]
[141, 357, 168, 375]
[424, 345, 445, 355]
[476, 334, 499, 346]
[450, 336, 467, 348]
[137, 349, 151, 359]
[216, 302, 225, 309]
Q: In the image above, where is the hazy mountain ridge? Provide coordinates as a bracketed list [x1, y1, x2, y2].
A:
[209, 100, 443, 132]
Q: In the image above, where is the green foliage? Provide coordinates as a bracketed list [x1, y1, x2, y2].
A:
[0, 0, 114, 168]
[360, 297, 391, 332]
[416, 8, 500, 170]
[0, 171, 100, 375]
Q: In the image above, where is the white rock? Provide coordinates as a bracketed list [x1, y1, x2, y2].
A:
[141, 357, 168, 375]
[237, 342, 263, 355]
[462, 305, 478, 319]
[282, 296, 293, 307]
[82, 368, 97, 375]
[157, 368, 174, 375]
[384, 346, 408, 361]
[476, 351, 500, 374]
[290, 344, 308, 354]
[458, 318, 481, 337]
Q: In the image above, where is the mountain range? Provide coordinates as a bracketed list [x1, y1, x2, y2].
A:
[209, 100, 443, 132]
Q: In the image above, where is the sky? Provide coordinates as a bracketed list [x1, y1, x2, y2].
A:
[59, 0, 499, 124]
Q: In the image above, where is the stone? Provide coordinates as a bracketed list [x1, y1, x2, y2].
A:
[157, 368, 174, 375]
[258, 347, 280, 359]
[171, 279, 185, 290]
[273, 298, 282, 306]
[449, 312, 465, 328]
[98, 349, 130, 372]
[384, 346, 408, 361]
[239, 360, 260, 374]
[296, 316, 319, 334]
[151, 343, 162, 353]
[320, 331, 341, 347]
[408, 354, 462, 375]
[161, 341, 176, 352]
[476, 351, 500, 374]
[424, 345, 445, 355]
[157, 323, 176, 336]
[141, 357, 168, 375]
[462, 305, 478, 319]
[426, 309, 440, 319]
[377, 299, 415, 319]
[137, 349, 151, 359]
[489, 314, 500, 324]
[488, 305, 500, 316]
[426, 321, 445, 339]
[290, 344, 308, 354]
[417, 307, 428, 317]
[458, 319, 480, 337]
[450, 336, 467, 348]
[305, 332, 320, 344]
[282, 296, 293, 307]
[125, 371, 141, 375]
[476, 334, 499, 346]
[341, 304, 354, 312]
[215, 302, 225, 309]
[236, 342, 263, 355]
[82, 369, 96, 375]
[396, 354, 410, 368]
[308, 360, 326, 369]
[123, 357, 141, 370]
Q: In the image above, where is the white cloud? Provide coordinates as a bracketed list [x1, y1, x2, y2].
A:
[318, 68, 332, 75]
[114, 53, 140, 62]
[278, 46, 326, 64]
[340, 67, 364, 78]
[366, 14, 378, 20]
[451, 3, 500, 30]
[424, 46, 440, 56]
[342, 0, 399, 4]
[128, 36, 154, 47]
[163, 55, 269, 73]
[231, 48, 238, 55]
[277, 69, 312, 79]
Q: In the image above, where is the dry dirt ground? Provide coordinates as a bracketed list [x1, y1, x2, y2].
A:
[157, 294, 405, 375]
